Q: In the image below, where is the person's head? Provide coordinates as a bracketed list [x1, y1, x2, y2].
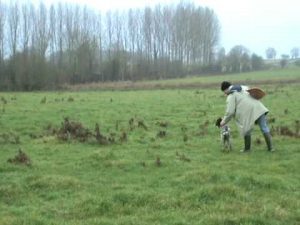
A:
[221, 81, 231, 94]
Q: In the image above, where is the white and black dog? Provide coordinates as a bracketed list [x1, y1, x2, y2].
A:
[216, 118, 232, 151]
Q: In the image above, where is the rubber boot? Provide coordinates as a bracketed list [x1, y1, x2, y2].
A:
[240, 135, 251, 152]
[263, 132, 274, 152]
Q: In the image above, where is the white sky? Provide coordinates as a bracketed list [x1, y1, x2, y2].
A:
[23, 0, 300, 58]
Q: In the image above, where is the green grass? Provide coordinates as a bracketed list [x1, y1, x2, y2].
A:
[0, 68, 299, 225]
[156, 67, 300, 84]
[67, 67, 300, 91]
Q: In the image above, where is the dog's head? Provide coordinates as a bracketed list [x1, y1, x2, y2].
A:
[215, 117, 222, 128]
[221, 125, 230, 136]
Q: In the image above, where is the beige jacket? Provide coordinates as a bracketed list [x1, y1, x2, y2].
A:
[222, 90, 269, 136]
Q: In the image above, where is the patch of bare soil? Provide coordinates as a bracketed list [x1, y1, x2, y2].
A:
[8, 149, 31, 166]
[54, 118, 127, 144]
[64, 78, 300, 91]
[57, 117, 92, 142]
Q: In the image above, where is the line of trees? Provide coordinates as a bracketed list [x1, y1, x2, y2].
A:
[0, 1, 222, 90]
[0, 1, 270, 91]
[265, 47, 300, 68]
[216, 45, 264, 73]
[266, 47, 300, 60]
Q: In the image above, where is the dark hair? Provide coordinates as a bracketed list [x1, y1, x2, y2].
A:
[221, 81, 231, 91]
[215, 117, 222, 128]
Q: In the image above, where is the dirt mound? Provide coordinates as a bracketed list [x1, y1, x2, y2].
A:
[8, 149, 31, 166]
[55, 118, 123, 144]
[271, 122, 300, 138]
[57, 117, 92, 142]
[65, 78, 300, 91]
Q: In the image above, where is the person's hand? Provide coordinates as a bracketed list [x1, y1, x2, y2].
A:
[220, 120, 226, 127]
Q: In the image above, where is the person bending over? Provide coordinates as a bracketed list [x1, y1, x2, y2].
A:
[220, 81, 274, 152]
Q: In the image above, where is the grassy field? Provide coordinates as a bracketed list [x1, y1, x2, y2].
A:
[66, 67, 300, 91]
[0, 68, 300, 225]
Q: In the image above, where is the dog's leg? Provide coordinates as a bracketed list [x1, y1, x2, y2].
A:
[220, 133, 224, 151]
[229, 141, 232, 151]
[224, 134, 231, 152]
[225, 140, 230, 152]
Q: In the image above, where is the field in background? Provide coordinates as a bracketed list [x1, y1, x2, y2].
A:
[66, 67, 300, 91]
[0, 68, 299, 225]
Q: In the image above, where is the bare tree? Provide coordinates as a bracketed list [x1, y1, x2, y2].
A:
[290, 47, 299, 59]
[128, 9, 136, 56]
[49, 4, 56, 65]
[203, 8, 220, 65]
[21, 3, 31, 54]
[226, 45, 250, 72]
[76, 6, 99, 82]
[105, 10, 113, 59]
[266, 47, 276, 59]
[8, 2, 19, 57]
[143, 7, 153, 62]
[0, 1, 6, 89]
[251, 54, 264, 70]
[18, 3, 33, 89]
[94, 11, 103, 81]
[0, 1, 222, 90]
[0, 1, 5, 64]
[7, 1, 20, 88]
[174, 3, 187, 63]
[55, 3, 65, 72]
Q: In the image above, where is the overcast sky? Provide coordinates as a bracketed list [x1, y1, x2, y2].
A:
[28, 0, 300, 58]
